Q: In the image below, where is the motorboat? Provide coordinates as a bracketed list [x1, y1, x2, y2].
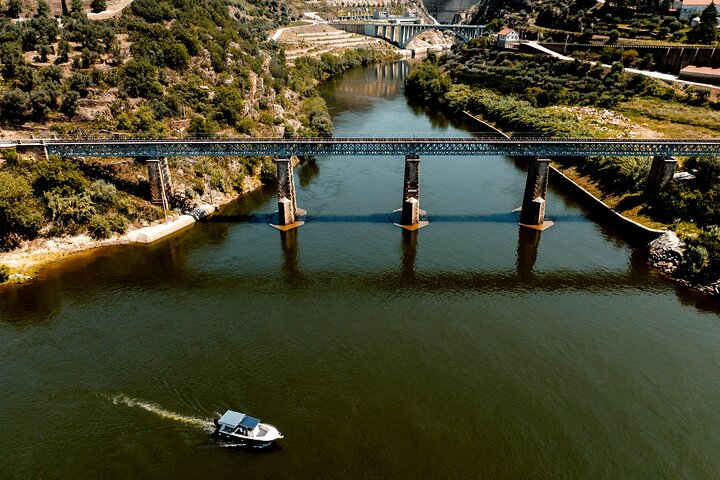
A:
[212, 410, 283, 447]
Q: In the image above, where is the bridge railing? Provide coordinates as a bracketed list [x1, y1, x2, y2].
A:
[3, 134, 720, 144]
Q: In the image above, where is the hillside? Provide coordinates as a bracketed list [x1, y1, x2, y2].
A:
[464, 0, 710, 45]
[0, 0, 394, 282]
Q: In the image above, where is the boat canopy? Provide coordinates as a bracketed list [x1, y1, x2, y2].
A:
[218, 410, 260, 429]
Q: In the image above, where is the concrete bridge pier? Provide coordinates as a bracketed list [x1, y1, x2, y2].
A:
[645, 156, 677, 196]
[519, 158, 553, 230]
[270, 158, 306, 230]
[395, 155, 428, 230]
[146, 158, 172, 210]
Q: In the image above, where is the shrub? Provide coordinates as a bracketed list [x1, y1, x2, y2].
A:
[0, 172, 44, 250]
[1, 149, 19, 165]
[109, 214, 129, 234]
[87, 214, 111, 239]
[90, 0, 106, 13]
[44, 189, 95, 226]
[260, 158, 276, 183]
[89, 180, 119, 206]
[1, 89, 30, 123]
[120, 60, 163, 99]
[0, 264, 9, 282]
[32, 156, 88, 195]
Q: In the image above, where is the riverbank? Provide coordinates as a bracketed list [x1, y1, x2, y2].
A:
[463, 109, 720, 296]
[0, 206, 215, 285]
[0, 152, 304, 286]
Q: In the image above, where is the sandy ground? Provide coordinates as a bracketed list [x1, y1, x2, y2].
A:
[0, 229, 139, 283]
[548, 105, 663, 138]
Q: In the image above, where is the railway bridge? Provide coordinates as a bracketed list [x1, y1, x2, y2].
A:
[5, 136, 719, 231]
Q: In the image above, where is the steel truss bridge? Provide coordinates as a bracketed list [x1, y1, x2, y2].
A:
[7, 137, 720, 158]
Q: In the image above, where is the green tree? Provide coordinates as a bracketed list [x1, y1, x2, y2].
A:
[35, 0, 50, 17]
[689, 2, 718, 44]
[0, 41, 26, 78]
[56, 39, 70, 63]
[0, 172, 44, 250]
[0, 89, 30, 123]
[90, 0, 107, 13]
[61, 90, 80, 118]
[120, 60, 163, 98]
[6, 0, 21, 18]
[0, 264, 9, 282]
[29, 88, 53, 119]
[70, 0, 85, 18]
[188, 116, 217, 136]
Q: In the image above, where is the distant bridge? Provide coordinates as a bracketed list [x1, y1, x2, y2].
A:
[7, 136, 720, 158]
[331, 22, 485, 48]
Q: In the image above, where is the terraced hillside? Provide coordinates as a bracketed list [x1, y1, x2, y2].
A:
[277, 24, 390, 63]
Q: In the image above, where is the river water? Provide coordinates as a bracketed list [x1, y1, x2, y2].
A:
[2, 61, 720, 478]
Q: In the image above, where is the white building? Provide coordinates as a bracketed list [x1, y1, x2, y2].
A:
[497, 27, 519, 49]
[674, 0, 720, 20]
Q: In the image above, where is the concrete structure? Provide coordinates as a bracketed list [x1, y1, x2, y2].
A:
[396, 155, 428, 230]
[125, 205, 215, 243]
[332, 22, 485, 48]
[519, 158, 553, 230]
[146, 158, 172, 209]
[421, 0, 477, 24]
[497, 27, 519, 49]
[646, 156, 678, 195]
[271, 158, 306, 230]
[679, 65, 720, 84]
[674, 0, 720, 20]
[533, 42, 720, 74]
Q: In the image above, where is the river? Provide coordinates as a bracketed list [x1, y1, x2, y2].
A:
[2, 60, 720, 479]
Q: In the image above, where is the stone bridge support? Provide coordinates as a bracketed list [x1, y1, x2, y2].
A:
[519, 158, 553, 230]
[146, 157, 172, 210]
[344, 22, 484, 49]
[271, 158, 306, 230]
[645, 156, 677, 196]
[396, 155, 428, 230]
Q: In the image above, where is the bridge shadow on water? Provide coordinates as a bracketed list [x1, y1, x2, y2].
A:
[208, 212, 588, 224]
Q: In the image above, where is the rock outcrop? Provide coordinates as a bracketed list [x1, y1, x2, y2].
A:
[648, 232, 685, 275]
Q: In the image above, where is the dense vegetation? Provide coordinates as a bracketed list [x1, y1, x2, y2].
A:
[0, 0, 319, 135]
[405, 44, 720, 285]
[0, 149, 161, 249]
[0, 0, 393, 282]
[473, 0, 718, 45]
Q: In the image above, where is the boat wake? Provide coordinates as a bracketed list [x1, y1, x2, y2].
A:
[107, 393, 215, 432]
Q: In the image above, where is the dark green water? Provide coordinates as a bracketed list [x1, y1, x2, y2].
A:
[2, 61, 720, 479]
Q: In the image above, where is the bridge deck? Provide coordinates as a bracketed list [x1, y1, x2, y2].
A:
[3, 137, 720, 157]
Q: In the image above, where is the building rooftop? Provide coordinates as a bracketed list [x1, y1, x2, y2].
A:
[681, 0, 718, 6]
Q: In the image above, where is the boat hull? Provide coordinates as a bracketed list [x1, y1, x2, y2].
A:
[211, 419, 283, 447]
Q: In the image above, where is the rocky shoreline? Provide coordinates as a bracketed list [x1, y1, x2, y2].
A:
[648, 232, 720, 296]
[462, 110, 718, 298]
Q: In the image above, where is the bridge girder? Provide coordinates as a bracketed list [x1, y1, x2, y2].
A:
[31, 138, 720, 158]
[335, 22, 484, 49]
